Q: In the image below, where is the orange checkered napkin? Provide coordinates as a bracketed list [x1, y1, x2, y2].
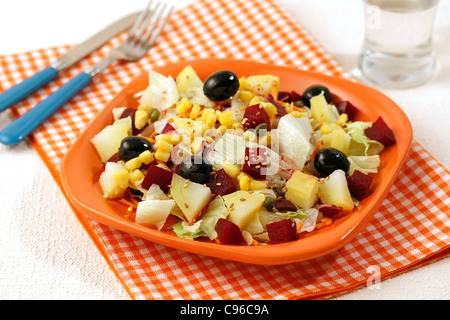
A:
[1, 0, 449, 300]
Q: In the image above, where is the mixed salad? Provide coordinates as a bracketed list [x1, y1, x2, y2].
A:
[91, 65, 396, 246]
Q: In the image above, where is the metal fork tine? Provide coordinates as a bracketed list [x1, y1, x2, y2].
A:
[140, 2, 167, 46]
[145, 5, 174, 49]
[132, 1, 161, 46]
[125, 0, 154, 43]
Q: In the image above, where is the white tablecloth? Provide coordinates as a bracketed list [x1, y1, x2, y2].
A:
[0, 0, 448, 300]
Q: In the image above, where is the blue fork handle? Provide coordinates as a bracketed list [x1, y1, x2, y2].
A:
[0, 66, 60, 113]
[0, 72, 93, 146]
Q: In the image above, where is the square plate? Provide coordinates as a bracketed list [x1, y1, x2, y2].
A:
[60, 59, 412, 265]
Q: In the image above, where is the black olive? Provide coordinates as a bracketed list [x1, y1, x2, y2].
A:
[301, 85, 332, 107]
[203, 70, 240, 101]
[118, 136, 153, 162]
[178, 156, 212, 184]
[314, 148, 350, 177]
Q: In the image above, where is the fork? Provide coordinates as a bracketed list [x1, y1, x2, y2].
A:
[0, 0, 173, 146]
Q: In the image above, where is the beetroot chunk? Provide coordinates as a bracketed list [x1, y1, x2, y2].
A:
[347, 170, 374, 201]
[215, 218, 246, 245]
[160, 122, 175, 134]
[243, 104, 271, 129]
[335, 101, 358, 121]
[274, 199, 297, 212]
[365, 117, 396, 146]
[207, 169, 237, 196]
[242, 147, 268, 180]
[266, 94, 287, 116]
[318, 203, 343, 218]
[277, 91, 292, 103]
[276, 91, 302, 105]
[119, 107, 136, 123]
[105, 152, 121, 164]
[119, 107, 144, 135]
[267, 218, 299, 244]
[141, 164, 173, 193]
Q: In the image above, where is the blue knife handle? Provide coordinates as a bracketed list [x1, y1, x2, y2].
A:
[0, 66, 59, 112]
[0, 72, 93, 146]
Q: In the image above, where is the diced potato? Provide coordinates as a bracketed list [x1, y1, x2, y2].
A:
[170, 173, 212, 223]
[310, 94, 336, 124]
[321, 128, 351, 156]
[222, 190, 265, 229]
[176, 65, 203, 94]
[245, 75, 280, 96]
[285, 171, 319, 209]
[318, 169, 354, 211]
[91, 122, 130, 163]
[99, 162, 129, 199]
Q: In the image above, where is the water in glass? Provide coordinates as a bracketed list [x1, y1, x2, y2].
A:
[358, 0, 439, 89]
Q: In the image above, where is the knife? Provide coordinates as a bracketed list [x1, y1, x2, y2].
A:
[0, 11, 142, 113]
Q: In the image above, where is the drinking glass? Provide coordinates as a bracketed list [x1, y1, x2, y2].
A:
[357, 0, 439, 89]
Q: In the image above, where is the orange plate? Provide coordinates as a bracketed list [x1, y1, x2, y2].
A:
[60, 59, 412, 265]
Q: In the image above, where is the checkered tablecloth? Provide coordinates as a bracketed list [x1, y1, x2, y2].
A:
[1, 0, 448, 299]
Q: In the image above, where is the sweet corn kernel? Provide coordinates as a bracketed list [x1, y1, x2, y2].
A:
[243, 130, 257, 142]
[125, 157, 142, 171]
[258, 131, 272, 147]
[232, 122, 244, 131]
[321, 123, 341, 134]
[155, 149, 171, 162]
[191, 137, 203, 154]
[336, 113, 348, 127]
[261, 102, 278, 118]
[134, 109, 149, 130]
[205, 113, 217, 128]
[175, 98, 192, 115]
[200, 108, 215, 121]
[205, 136, 215, 144]
[238, 78, 249, 91]
[189, 104, 202, 119]
[238, 174, 252, 191]
[238, 90, 253, 101]
[138, 150, 154, 165]
[218, 111, 236, 127]
[320, 124, 333, 135]
[289, 110, 303, 118]
[221, 163, 240, 179]
[249, 96, 265, 106]
[129, 169, 145, 187]
[156, 134, 174, 144]
[137, 104, 152, 112]
[171, 134, 183, 144]
[283, 102, 294, 113]
[250, 179, 268, 190]
[218, 125, 228, 134]
[157, 139, 174, 153]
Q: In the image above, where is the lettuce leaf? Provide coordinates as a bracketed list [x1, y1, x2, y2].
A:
[171, 220, 205, 240]
[200, 196, 229, 240]
[275, 210, 309, 220]
[345, 121, 384, 156]
[348, 155, 381, 175]
[295, 208, 319, 233]
[143, 184, 168, 201]
[135, 199, 175, 230]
